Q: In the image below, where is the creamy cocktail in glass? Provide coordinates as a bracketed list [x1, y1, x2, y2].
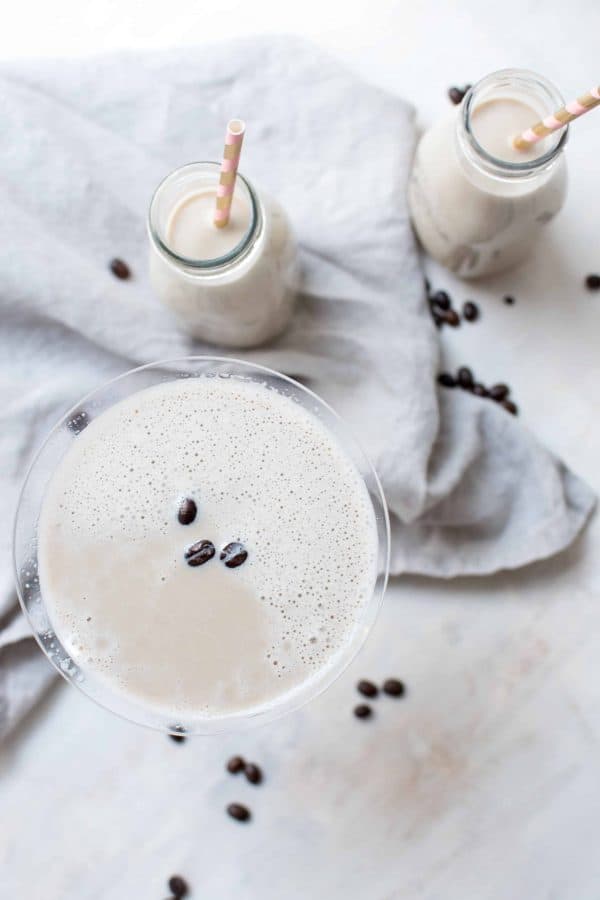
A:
[14, 359, 389, 735]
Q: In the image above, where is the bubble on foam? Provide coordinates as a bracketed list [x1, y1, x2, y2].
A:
[38, 376, 378, 717]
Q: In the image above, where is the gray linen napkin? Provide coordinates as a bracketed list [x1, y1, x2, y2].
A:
[0, 37, 594, 740]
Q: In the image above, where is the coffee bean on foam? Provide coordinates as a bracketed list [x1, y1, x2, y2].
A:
[220, 541, 248, 568]
[184, 539, 215, 567]
[177, 498, 197, 525]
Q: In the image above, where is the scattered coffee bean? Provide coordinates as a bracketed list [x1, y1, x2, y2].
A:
[354, 703, 372, 719]
[383, 678, 405, 697]
[443, 309, 460, 327]
[503, 295, 515, 305]
[109, 257, 131, 280]
[168, 875, 189, 898]
[220, 541, 248, 569]
[177, 497, 197, 526]
[448, 85, 471, 105]
[457, 366, 474, 389]
[462, 300, 479, 322]
[169, 726, 186, 744]
[185, 539, 215, 567]
[489, 383, 509, 402]
[585, 274, 600, 291]
[66, 409, 90, 434]
[357, 679, 378, 698]
[226, 755, 245, 774]
[438, 365, 517, 414]
[244, 763, 263, 785]
[437, 373, 456, 388]
[427, 285, 471, 331]
[431, 289, 451, 311]
[227, 802, 251, 822]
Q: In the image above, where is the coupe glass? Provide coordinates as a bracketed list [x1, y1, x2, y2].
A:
[13, 357, 390, 735]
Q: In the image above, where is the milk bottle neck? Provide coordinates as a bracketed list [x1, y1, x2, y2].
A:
[455, 68, 568, 188]
[148, 161, 262, 276]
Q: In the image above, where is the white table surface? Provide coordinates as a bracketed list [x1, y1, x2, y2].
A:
[2, 1, 600, 897]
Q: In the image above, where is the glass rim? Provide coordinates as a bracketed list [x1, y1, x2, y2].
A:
[461, 68, 568, 176]
[13, 356, 391, 737]
[147, 162, 260, 270]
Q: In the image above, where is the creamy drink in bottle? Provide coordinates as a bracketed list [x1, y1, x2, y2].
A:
[408, 69, 568, 278]
[36, 374, 379, 726]
[149, 122, 297, 349]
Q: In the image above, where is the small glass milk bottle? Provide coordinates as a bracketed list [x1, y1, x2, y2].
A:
[148, 162, 298, 348]
[408, 69, 568, 278]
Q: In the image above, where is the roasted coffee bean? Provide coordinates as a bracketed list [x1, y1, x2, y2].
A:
[431, 289, 451, 310]
[177, 497, 197, 526]
[503, 294, 515, 305]
[448, 86, 468, 105]
[472, 383, 488, 397]
[354, 703, 372, 719]
[444, 309, 460, 327]
[437, 372, 456, 388]
[502, 399, 518, 415]
[67, 410, 90, 434]
[463, 300, 479, 322]
[357, 679, 378, 698]
[109, 257, 131, 280]
[489, 383, 509, 402]
[227, 802, 251, 822]
[220, 541, 248, 569]
[185, 539, 215, 567]
[383, 678, 405, 697]
[244, 763, 263, 785]
[585, 274, 600, 290]
[227, 755, 245, 774]
[457, 366, 474, 389]
[168, 875, 189, 898]
[169, 726, 186, 744]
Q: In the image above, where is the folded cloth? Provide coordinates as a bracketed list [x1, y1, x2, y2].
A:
[0, 37, 594, 741]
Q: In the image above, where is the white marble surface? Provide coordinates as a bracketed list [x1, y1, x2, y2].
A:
[2, 1, 600, 897]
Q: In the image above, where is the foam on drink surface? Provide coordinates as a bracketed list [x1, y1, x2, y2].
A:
[38, 377, 378, 720]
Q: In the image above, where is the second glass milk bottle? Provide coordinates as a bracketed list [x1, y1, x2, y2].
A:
[408, 69, 568, 278]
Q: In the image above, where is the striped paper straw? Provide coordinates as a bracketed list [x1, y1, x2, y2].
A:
[513, 86, 600, 151]
[214, 118, 246, 228]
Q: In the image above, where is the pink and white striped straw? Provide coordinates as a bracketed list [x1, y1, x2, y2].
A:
[214, 118, 246, 228]
[513, 86, 600, 151]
